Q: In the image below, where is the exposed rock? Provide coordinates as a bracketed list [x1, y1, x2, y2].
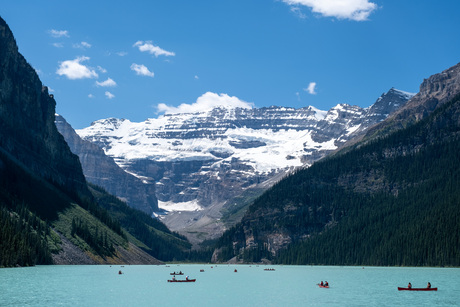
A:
[363, 63, 460, 140]
[51, 232, 97, 265]
[56, 115, 158, 214]
[113, 243, 163, 265]
[52, 231, 162, 265]
[0, 17, 89, 199]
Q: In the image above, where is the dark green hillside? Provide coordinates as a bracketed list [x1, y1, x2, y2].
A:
[0, 147, 198, 267]
[0, 148, 122, 266]
[214, 94, 460, 266]
[0, 148, 70, 267]
[89, 184, 200, 262]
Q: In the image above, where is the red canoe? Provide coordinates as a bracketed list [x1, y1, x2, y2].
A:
[397, 287, 437, 291]
[318, 285, 329, 288]
[168, 279, 196, 282]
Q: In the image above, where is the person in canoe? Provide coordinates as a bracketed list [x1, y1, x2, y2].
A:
[186, 276, 189, 281]
[427, 282, 431, 289]
[408, 282, 412, 289]
[324, 281, 329, 287]
[320, 281, 324, 286]
[172, 276, 176, 281]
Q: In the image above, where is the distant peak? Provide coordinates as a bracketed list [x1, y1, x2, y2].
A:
[307, 105, 328, 120]
[386, 88, 416, 99]
[90, 117, 127, 128]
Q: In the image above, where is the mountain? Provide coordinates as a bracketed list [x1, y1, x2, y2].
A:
[212, 63, 460, 266]
[75, 88, 412, 245]
[362, 63, 460, 142]
[0, 16, 192, 267]
[55, 115, 159, 214]
[0, 17, 89, 202]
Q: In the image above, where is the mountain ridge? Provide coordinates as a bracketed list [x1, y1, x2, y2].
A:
[0, 17, 89, 200]
[73, 87, 412, 245]
[361, 63, 460, 143]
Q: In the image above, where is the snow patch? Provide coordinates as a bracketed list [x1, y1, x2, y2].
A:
[158, 200, 203, 212]
[308, 106, 328, 120]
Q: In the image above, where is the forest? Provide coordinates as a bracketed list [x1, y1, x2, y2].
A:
[0, 146, 202, 267]
[214, 94, 460, 266]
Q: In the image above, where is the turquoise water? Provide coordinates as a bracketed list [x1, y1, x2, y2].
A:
[0, 265, 458, 306]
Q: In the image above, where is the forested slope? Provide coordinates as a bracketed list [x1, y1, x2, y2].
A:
[213, 93, 460, 266]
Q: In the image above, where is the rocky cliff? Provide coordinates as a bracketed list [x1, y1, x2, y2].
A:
[0, 17, 89, 199]
[55, 114, 158, 214]
[363, 63, 460, 140]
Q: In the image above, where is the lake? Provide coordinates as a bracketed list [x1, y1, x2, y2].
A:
[1, 265, 458, 306]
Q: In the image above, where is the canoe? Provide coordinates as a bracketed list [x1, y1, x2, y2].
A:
[397, 287, 437, 291]
[168, 279, 196, 282]
[170, 272, 184, 275]
[318, 285, 329, 288]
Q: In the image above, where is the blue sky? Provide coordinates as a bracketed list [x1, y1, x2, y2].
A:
[2, 0, 460, 128]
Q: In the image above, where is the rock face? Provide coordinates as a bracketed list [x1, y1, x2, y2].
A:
[364, 63, 460, 139]
[0, 17, 89, 199]
[55, 115, 158, 214]
[75, 88, 412, 243]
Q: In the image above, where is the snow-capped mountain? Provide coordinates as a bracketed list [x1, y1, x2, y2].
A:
[75, 88, 413, 244]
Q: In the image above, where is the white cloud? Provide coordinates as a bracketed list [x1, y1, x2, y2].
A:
[97, 66, 107, 73]
[304, 82, 317, 94]
[88, 94, 95, 98]
[96, 78, 117, 87]
[282, 0, 377, 21]
[130, 63, 154, 77]
[52, 43, 64, 48]
[56, 56, 98, 80]
[157, 92, 254, 114]
[105, 91, 115, 99]
[194, 75, 199, 80]
[73, 41, 92, 49]
[48, 29, 69, 38]
[290, 6, 307, 19]
[133, 41, 175, 57]
[116, 51, 128, 56]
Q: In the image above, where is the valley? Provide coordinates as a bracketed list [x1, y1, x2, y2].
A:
[70, 89, 413, 245]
